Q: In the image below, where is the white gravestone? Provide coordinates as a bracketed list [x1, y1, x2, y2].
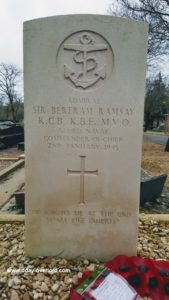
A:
[24, 15, 148, 259]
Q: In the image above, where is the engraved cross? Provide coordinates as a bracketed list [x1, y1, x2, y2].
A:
[67, 156, 98, 204]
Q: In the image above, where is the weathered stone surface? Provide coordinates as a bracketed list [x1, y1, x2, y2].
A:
[24, 15, 148, 259]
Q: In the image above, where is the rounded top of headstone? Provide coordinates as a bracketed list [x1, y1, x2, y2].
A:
[23, 14, 148, 29]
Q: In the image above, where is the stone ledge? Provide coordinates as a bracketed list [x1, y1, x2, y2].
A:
[0, 214, 25, 223]
[0, 159, 24, 180]
[1, 214, 169, 223]
[140, 214, 169, 222]
[144, 131, 168, 136]
[0, 157, 19, 161]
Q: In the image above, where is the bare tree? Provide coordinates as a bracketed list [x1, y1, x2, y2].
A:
[0, 63, 23, 121]
[144, 72, 169, 129]
[109, 0, 169, 62]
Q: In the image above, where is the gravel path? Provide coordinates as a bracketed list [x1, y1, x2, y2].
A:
[0, 219, 168, 299]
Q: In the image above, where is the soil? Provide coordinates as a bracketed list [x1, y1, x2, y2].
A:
[0, 160, 14, 172]
[141, 141, 169, 189]
[0, 149, 21, 158]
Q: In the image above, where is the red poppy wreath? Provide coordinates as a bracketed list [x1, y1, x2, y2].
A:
[70, 255, 169, 300]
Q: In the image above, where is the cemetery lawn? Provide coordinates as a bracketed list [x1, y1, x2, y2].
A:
[142, 141, 169, 189]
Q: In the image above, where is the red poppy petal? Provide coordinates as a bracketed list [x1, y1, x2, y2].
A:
[70, 288, 83, 300]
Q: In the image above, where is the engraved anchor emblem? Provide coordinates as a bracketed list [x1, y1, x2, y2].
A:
[63, 33, 108, 89]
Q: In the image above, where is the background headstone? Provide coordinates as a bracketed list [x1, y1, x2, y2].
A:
[0, 121, 24, 148]
[24, 15, 148, 260]
[140, 174, 167, 205]
[165, 137, 169, 152]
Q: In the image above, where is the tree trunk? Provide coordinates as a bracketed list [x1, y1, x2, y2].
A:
[9, 96, 16, 122]
[144, 113, 151, 131]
